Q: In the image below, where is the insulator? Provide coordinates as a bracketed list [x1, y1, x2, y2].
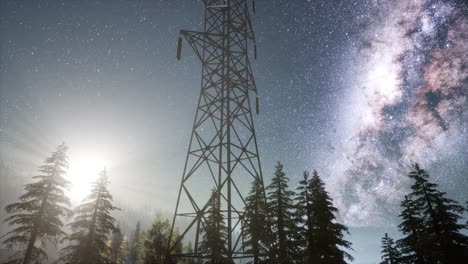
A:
[176, 36, 182, 61]
[256, 95, 259, 114]
[252, 0, 256, 14]
[254, 44, 257, 60]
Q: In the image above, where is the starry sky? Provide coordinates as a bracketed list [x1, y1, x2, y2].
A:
[1, 0, 467, 263]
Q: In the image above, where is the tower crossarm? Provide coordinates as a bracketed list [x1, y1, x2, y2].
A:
[180, 30, 226, 63]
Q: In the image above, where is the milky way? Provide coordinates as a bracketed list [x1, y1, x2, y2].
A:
[329, 0, 468, 226]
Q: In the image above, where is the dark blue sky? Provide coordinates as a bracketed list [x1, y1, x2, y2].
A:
[1, 0, 467, 263]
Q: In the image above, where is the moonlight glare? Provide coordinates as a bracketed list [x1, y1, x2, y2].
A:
[67, 148, 113, 203]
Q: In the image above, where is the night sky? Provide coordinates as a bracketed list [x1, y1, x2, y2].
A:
[1, 0, 467, 263]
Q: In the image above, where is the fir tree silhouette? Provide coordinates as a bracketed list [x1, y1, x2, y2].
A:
[128, 221, 141, 264]
[397, 195, 425, 264]
[59, 169, 120, 264]
[245, 176, 270, 264]
[293, 171, 314, 263]
[380, 233, 400, 264]
[266, 162, 296, 264]
[109, 224, 128, 264]
[198, 189, 229, 264]
[398, 163, 468, 263]
[306, 170, 353, 264]
[1, 143, 71, 264]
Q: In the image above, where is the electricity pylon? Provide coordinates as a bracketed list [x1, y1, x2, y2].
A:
[167, 0, 264, 262]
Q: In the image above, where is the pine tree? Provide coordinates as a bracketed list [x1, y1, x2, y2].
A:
[185, 241, 196, 264]
[109, 225, 125, 264]
[128, 221, 141, 264]
[198, 189, 229, 263]
[396, 196, 425, 264]
[432, 192, 468, 262]
[266, 162, 296, 264]
[293, 171, 314, 263]
[141, 215, 178, 264]
[307, 170, 353, 264]
[1, 143, 71, 264]
[244, 176, 270, 264]
[380, 233, 400, 264]
[59, 169, 120, 264]
[405, 163, 468, 263]
[120, 236, 129, 264]
[173, 230, 183, 264]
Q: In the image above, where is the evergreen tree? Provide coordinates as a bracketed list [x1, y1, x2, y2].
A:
[244, 176, 270, 264]
[266, 162, 296, 264]
[141, 215, 180, 264]
[405, 163, 468, 263]
[307, 170, 353, 264]
[109, 225, 126, 264]
[431, 192, 468, 262]
[380, 233, 400, 264]
[59, 169, 120, 264]
[136, 227, 145, 264]
[184, 241, 196, 264]
[128, 221, 141, 264]
[396, 196, 425, 264]
[120, 236, 129, 264]
[173, 231, 183, 264]
[183, 241, 203, 264]
[198, 189, 229, 263]
[109, 226, 123, 263]
[293, 171, 314, 263]
[1, 143, 71, 264]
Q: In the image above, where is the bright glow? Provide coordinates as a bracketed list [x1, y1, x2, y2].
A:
[67, 149, 113, 203]
[368, 64, 398, 99]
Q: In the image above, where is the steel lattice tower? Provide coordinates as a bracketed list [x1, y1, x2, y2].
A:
[167, 0, 264, 262]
